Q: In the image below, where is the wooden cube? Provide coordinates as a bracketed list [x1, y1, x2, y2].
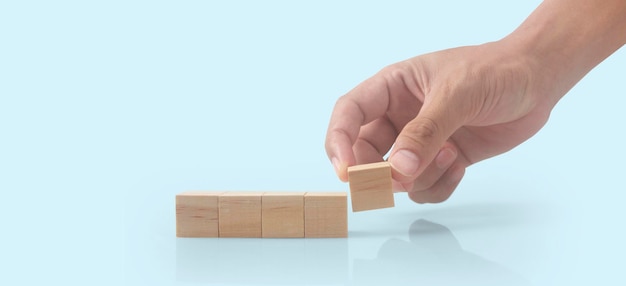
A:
[347, 162, 394, 212]
[176, 191, 222, 237]
[262, 192, 305, 238]
[304, 192, 347, 238]
[219, 192, 263, 238]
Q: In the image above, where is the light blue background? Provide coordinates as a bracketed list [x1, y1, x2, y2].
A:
[1, 1, 624, 285]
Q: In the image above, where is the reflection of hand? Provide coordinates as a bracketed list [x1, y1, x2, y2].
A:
[353, 219, 529, 285]
[325, 0, 626, 203]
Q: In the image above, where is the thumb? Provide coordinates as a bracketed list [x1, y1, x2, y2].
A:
[389, 97, 466, 181]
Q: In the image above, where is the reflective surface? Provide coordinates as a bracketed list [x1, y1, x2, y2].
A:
[174, 219, 529, 286]
[2, 1, 625, 285]
[124, 179, 626, 285]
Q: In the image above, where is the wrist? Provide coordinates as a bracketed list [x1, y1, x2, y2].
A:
[501, 0, 626, 106]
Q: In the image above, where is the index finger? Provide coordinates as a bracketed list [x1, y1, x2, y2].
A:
[324, 74, 391, 181]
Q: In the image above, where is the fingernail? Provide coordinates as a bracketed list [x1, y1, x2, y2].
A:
[390, 150, 420, 176]
[435, 148, 456, 169]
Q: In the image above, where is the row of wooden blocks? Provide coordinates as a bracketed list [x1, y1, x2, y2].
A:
[176, 192, 347, 238]
[176, 161, 395, 238]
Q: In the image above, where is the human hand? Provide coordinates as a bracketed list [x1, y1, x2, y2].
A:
[326, 0, 625, 204]
[325, 41, 563, 203]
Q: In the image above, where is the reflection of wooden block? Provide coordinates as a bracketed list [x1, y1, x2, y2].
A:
[348, 162, 394, 212]
[262, 192, 305, 238]
[176, 191, 222, 237]
[219, 192, 263, 237]
[304, 192, 347, 238]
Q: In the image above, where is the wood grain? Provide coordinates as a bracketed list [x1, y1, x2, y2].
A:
[218, 192, 263, 238]
[176, 191, 222, 237]
[262, 192, 305, 238]
[304, 192, 347, 238]
[348, 162, 394, 212]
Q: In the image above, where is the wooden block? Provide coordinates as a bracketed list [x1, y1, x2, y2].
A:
[262, 192, 305, 238]
[304, 192, 347, 238]
[347, 162, 394, 212]
[219, 192, 263, 237]
[176, 191, 222, 237]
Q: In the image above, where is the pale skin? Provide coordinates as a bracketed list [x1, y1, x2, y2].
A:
[325, 0, 626, 203]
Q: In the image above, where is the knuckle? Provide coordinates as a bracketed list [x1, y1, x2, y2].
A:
[379, 63, 412, 87]
[379, 63, 405, 77]
[401, 117, 440, 149]
[334, 94, 351, 110]
[413, 117, 440, 139]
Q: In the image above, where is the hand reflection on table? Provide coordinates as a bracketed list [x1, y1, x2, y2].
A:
[176, 219, 529, 285]
[353, 219, 530, 286]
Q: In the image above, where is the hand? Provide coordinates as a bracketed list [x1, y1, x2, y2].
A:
[325, 41, 561, 203]
[325, 0, 625, 204]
